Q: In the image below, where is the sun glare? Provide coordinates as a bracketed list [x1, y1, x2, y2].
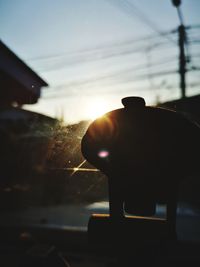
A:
[85, 98, 110, 120]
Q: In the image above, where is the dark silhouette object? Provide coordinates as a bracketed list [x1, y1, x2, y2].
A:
[81, 96, 200, 264]
[0, 40, 48, 106]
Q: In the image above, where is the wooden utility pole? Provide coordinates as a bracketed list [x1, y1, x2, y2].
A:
[178, 24, 186, 98]
[172, 0, 187, 99]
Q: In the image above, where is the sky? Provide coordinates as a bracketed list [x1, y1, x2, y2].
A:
[1, 0, 200, 123]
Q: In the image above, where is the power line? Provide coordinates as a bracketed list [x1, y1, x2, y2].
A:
[28, 33, 175, 63]
[27, 25, 198, 74]
[44, 56, 178, 94]
[187, 24, 200, 29]
[44, 51, 200, 95]
[37, 50, 175, 72]
[189, 40, 200, 44]
[107, 0, 176, 45]
[43, 64, 200, 98]
[33, 42, 176, 73]
[107, 0, 199, 99]
[44, 59, 200, 97]
[44, 69, 178, 96]
[27, 2, 190, 63]
[43, 79, 200, 100]
[34, 38, 199, 74]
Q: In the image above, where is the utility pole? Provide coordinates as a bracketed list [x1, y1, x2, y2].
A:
[178, 24, 186, 98]
[171, 0, 187, 99]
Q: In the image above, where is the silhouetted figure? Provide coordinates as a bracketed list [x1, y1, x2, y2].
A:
[81, 96, 200, 266]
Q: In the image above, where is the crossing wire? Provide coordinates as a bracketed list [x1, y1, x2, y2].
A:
[107, 0, 177, 45]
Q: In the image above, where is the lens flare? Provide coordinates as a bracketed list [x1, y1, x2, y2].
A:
[98, 150, 109, 158]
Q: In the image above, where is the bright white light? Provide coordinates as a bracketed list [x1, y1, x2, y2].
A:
[85, 98, 110, 120]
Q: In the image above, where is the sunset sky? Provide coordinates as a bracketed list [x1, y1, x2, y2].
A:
[1, 0, 200, 123]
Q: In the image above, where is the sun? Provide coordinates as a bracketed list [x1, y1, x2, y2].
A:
[85, 98, 110, 120]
